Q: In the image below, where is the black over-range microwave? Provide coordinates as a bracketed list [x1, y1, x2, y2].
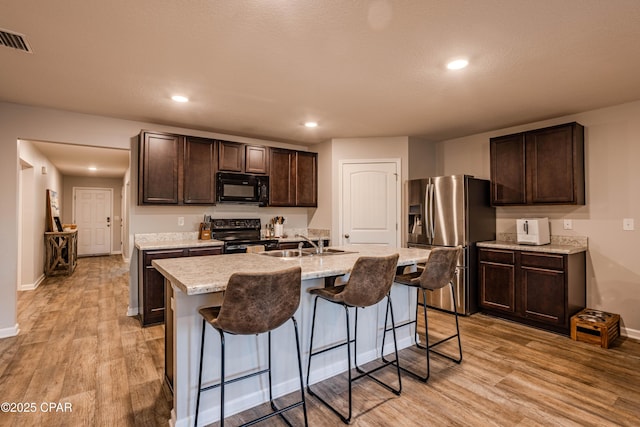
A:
[216, 172, 269, 206]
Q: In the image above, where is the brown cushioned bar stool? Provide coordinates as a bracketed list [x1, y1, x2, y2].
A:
[382, 246, 462, 382]
[306, 254, 402, 424]
[194, 266, 308, 427]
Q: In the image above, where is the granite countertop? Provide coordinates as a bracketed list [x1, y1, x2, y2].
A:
[276, 235, 327, 243]
[134, 232, 224, 251]
[135, 229, 330, 250]
[477, 234, 588, 254]
[153, 245, 430, 295]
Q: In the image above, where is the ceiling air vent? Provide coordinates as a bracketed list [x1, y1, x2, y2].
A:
[0, 28, 33, 53]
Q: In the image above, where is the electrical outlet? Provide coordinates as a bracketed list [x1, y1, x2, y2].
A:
[563, 219, 573, 230]
[178, 216, 184, 226]
[623, 218, 634, 231]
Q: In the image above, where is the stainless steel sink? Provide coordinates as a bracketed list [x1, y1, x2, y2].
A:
[261, 248, 356, 258]
[319, 248, 352, 255]
[261, 249, 312, 258]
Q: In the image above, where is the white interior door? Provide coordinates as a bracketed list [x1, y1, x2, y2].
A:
[74, 188, 112, 256]
[340, 160, 400, 247]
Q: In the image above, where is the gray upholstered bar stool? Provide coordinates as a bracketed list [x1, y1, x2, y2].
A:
[194, 266, 308, 427]
[383, 246, 462, 382]
[306, 254, 402, 424]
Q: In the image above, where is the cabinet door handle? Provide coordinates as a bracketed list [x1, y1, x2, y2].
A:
[344, 234, 350, 239]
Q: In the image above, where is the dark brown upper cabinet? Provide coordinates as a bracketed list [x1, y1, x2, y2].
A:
[245, 144, 268, 174]
[183, 136, 216, 204]
[269, 148, 317, 207]
[218, 140, 268, 174]
[138, 131, 216, 205]
[139, 131, 181, 204]
[490, 122, 585, 206]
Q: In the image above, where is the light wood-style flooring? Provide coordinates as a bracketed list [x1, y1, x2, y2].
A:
[1, 255, 639, 426]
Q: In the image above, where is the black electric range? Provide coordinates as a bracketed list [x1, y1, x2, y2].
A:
[210, 218, 279, 254]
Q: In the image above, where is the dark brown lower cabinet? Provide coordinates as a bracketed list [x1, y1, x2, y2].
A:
[138, 246, 222, 327]
[479, 248, 585, 335]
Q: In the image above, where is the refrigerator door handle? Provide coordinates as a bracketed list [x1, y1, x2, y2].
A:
[424, 183, 431, 241]
[429, 183, 435, 243]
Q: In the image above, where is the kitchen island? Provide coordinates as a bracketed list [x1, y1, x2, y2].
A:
[153, 245, 430, 427]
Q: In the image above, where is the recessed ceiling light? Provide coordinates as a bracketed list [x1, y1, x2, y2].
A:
[446, 59, 469, 70]
[304, 121, 318, 128]
[88, 166, 97, 171]
[171, 95, 189, 103]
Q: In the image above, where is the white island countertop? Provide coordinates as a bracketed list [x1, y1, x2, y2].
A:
[153, 245, 430, 295]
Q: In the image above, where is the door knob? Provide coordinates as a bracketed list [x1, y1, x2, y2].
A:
[344, 234, 350, 239]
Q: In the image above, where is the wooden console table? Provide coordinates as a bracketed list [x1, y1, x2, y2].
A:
[44, 230, 78, 276]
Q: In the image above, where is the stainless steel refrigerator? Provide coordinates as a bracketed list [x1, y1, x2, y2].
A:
[407, 175, 495, 315]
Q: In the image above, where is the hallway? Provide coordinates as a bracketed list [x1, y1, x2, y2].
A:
[0, 256, 171, 426]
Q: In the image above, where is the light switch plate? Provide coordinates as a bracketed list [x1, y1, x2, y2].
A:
[178, 216, 185, 226]
[623, 218, 634, 231]
[563, 219, 573, 230]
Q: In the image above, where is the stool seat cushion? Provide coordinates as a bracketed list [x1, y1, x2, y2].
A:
[307, 254, 399, 308]
[309, 284, 347, 301]
[199, 306, 222, 324]
[394, 271, 422, 287]
[202, 266, 302, 335]
[396, 247, 460, 291]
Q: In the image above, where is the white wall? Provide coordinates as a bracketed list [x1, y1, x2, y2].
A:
[431, 100, 640, 338]
[307, 139, 333, 231]
[322, 136, 410, 246]
[19, 161, 35, 289]
[0, 101, 313, 336]
[408, 136, 438, 179]
[17, 140, 64, 290]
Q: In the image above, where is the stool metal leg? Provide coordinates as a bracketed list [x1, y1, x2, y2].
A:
[305, 296, 319, 393]
[219, 329, 226, 427]
[195, 318, 207, 427]
[308, 295, 401, 424]
[413, 288, 431, 381]
[196, 320, 307, 427]
[427, 282, 463, 364]
[383, 283, 462, 383]
[261, 322, 308, 427]
[382, 288, 430, 382]
[358, 295, 402, 394]
[306, 297, 353, 423]
[345, 305, 353, 423]
[292, 317, 309, 427]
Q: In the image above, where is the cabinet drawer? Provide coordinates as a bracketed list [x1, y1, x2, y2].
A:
[479, 249, 515, 264]
[187, 246, 222, 256]
[143, 249, 186, 266]
[521, 252, 564, 270]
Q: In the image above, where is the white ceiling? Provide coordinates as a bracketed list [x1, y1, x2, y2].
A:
[3, 1, 640, 147]
[27, 141, 129, 178]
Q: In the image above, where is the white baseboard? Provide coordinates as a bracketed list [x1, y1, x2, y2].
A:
[111, 250, 122, 255]
[18, 274, 45, 291]
[127, 306, 139, 316]
[0, 323, 20, 339]
[621, 326, 640, 341]
[121, 253, 130, 263]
